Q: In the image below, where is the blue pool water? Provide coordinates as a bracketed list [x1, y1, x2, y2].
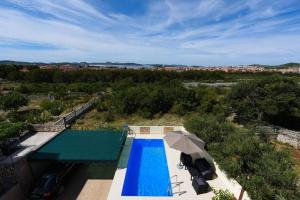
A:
[121, 139, 172, 196]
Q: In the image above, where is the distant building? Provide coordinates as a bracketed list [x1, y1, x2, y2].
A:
[39, 65, 55, 70]
[19, 67, 29, 73]
[58, 64, 80, 72]
[79, 62, 89, 68]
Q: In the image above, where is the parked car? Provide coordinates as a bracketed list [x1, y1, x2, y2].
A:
[30, 162, 75, 199]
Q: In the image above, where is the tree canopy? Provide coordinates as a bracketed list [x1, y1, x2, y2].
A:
[184, 114, 300, 200]
[229, 76, 300, 130]
[0, 91, 28, 111]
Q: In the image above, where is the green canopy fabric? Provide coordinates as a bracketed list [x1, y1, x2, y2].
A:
[30, 129, 127, 161]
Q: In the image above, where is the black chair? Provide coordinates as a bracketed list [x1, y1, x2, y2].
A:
[192, 176, 209, 194]
[180, 152, 193, 169]
[187, 166, 201, 181]
[194, 158, 214, 180]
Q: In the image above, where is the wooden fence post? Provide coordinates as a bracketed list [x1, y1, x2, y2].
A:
[238, 188, 245, 200]
[63, 117, 67, 128]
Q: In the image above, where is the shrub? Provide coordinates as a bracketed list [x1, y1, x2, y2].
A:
[184, 114, 234, 143]
[171, 103, 188, 115]
[96, 100, 108, 112]
[0, 92, 28, 111]
[212, 189, 234, 200]
[0, 122, 28, 140]
[40, 100, 65, 116]
[184, 115, 300, 200]
[103, 112, 115, 122]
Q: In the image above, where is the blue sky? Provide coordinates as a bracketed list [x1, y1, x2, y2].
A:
[0, 0, 300, 65]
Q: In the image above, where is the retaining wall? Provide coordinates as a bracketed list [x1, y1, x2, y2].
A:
[33, 99, 95, 132]
[0, 184, 24, 200]
[214, 163, 251, 200]
[277, 129, 300, 149]
[128, 126, 184, 135]
[260, 126, 300, 149]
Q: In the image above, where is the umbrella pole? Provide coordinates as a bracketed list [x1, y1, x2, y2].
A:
[177, 155, 183, 169]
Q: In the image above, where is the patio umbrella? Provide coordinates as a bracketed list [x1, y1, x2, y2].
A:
[164, 130, 205, 154]
[164, 131, 215, 170]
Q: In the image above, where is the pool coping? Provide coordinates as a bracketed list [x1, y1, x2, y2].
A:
[107, 134, 251, 200]
[121, 138, 172, 196]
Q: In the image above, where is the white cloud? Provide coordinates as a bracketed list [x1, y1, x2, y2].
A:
[0, 0, 299, 65]
[6, 0, 113, 24]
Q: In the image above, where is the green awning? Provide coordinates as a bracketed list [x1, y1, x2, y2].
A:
[30, 129, 127, 161]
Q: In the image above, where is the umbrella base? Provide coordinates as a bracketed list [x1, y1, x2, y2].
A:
[177, 163, 184, 169]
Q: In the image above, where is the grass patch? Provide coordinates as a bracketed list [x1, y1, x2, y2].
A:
[275, 141, 300, 175]
[71, 109, 184, 130]
[0, 81, 21, 90]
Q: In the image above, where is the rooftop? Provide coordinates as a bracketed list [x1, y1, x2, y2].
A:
[30, 129, 127, 162]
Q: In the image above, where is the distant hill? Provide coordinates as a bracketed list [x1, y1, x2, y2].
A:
[278, 63, 300, 68]
[89, 62, 142, 66]
[0, 60, 40, 65]
[0, 61, 144, 67]
[262, 62, 300, 69]
[0, 60, 299, 68]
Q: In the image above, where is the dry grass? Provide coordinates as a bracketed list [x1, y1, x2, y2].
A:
[0, 81, 21, 90]
[71, 109, 184, 130]
[60, 96, 91, 115]
[26, 95, 48, 109]
[274, 141, 300, 175]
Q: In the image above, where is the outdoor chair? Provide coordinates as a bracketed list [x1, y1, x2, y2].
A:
[194, 158, 214, 180]
[180, 152, 193, 169]
[187, 166, 201, 181]
[192, 176, 209, 194]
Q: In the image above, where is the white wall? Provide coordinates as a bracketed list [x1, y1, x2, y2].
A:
[128, 125, 184, 135]
[214, 163, 251, 200]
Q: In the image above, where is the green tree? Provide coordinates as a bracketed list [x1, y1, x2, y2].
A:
[0, 92, 28, 111]
[229, 76, 300, 130]
[184, 114, 234, 144]
[184, 114, 300, 200]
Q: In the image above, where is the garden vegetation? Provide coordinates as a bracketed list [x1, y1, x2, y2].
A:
[1, 65, 300, 199]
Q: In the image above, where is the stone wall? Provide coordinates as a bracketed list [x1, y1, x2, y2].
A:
[261, 125, 300, 149]
[0, 164, 17, 196]
[0, 184, 24, 200]
[13, 158, 35, 196]
[277, 129, 300, 149]
[0, 158, 50, 199]
[33, 99, 95, 132]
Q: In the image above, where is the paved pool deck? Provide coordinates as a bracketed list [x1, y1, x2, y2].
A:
[77, 179, 112, 200]
[107, 134, 250, 200]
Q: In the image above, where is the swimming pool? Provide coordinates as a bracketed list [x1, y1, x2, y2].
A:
[121, 139, 173, 196]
